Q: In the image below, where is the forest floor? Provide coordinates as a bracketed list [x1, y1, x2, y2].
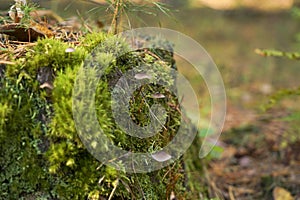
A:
[207, 103, 300, 200]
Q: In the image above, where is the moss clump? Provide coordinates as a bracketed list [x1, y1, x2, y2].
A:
[0, 62, 54, 199]
[0, 31, 205, 199]
[48, 34, 186, 199]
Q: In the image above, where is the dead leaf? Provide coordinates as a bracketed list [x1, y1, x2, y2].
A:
[220, 146, 236, 160]
[40, 82, 53, 90]
[0, 22, 54, 42]
[273, 186, 294, 200]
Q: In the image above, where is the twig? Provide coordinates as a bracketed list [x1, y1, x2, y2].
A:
[110, 0, 123, 34]
[108, 178, 119, 200]
[228, 185, 236, 200]
[162, 162, 177, 181]
[0, 60, 15, 65]
[98, 175, 105, 185]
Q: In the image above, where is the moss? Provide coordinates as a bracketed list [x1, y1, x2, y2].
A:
[1, 31, 206, 199]
[80, 32, 110, 52]
[1, 35, 90, 199]
[0, 73, 54, 199]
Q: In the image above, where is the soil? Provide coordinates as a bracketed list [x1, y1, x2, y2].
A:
[207, 104, 300, 200]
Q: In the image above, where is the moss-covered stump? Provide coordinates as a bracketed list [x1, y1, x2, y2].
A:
[0, 32, 206, 199]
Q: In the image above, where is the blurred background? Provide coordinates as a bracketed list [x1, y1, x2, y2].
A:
[2, 0, 300, 100]
[2, 0, 300, 109]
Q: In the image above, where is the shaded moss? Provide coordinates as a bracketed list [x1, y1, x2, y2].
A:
[0, 70, 54, 199]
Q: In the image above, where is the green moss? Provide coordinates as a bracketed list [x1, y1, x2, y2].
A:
[1, 31, 206, 199]
[80, 32, 110, 52]
[0, 73, 54, 199]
